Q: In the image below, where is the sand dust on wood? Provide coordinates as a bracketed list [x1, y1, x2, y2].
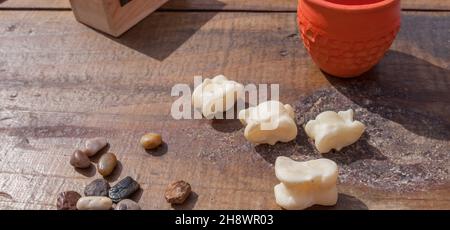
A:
[255, 87, 449, 192]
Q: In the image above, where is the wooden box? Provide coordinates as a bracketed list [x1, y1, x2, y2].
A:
[69, 0, 168, 37]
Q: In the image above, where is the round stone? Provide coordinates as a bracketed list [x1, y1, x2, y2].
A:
[98, 152, 117, 177]
[84, 179, 110, 196]
[69, 150, 90, 169]
[56, 191, 81, 210]
[140, 133, 162, 150]
[115, 199, 141, 210]
[84, 137, 108, 157]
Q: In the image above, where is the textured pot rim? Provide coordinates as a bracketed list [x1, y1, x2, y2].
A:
[305, 0, 398, 12]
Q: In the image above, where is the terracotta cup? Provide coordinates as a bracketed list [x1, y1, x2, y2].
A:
[298, 0, 401, 77]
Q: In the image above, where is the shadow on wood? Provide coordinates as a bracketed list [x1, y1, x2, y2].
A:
[105, 1, 225, 61]
[75, 163, 96, 177]
[211, 119, 243, 133]
[129, 188, 144, 203]
[211, 104, 244, 133]
[306, 193, 368, 210]
[254, 141, 298, 164]
[211, 117, 243, 133]
[325, 133, 387, 165]
[171, 191, 198, 210]
[145, 141, 168, 156]
[326, 50, 450, 141]
[254, 131, 387, 165]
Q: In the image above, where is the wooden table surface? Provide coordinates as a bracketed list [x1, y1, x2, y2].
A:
[0, 0, 449, 210]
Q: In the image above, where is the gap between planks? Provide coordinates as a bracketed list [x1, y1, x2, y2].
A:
[0, 8, 449, 13]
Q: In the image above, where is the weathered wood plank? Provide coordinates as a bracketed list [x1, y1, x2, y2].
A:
[0, 0, 448, 11]
[161, 0, 450, 11]
[0, 0, 69, 9]
[0, 10, 449, 210]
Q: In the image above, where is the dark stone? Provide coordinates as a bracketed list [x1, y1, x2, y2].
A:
[109, 176, 140, 203]
[84, 179, 110, 196]
[56, 191, 81, 210]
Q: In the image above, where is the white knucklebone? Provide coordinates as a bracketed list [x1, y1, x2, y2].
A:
[192, 75, 244, 118]
[305, 109, 365, 153]
[238, 100, 297, 145]
[274, 156, 338, 210]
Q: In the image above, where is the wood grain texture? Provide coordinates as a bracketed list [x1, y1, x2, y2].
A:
[0, 0, 69, 9]
[0, 0, 449, 11]
[0, 10, 449, 210]
[161, 0, 450, 11]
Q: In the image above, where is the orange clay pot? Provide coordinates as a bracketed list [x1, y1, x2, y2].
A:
[298, 0, 401, 77]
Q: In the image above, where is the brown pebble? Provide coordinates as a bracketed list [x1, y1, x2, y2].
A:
[115, 199, 141, 210]
[56, 191, 81, 210]
[84, 137, 108, 157]
[98, 152, 117, 177]
[140, 133, 162, 150]
[164, 180, 191, 204]
[69, 150, 90, 168]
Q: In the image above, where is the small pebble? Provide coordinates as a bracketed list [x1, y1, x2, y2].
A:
[84, 137, 108, 157]
[279, 50, 289, 56]
[56, 191, 81, 210]
[76, 196, 112, 210]
[140, 133, 162, 150]
[164, 180, 191, 204]
[9, 92, 18, 98]
[115, 199, 141, 210]
[69, 150, 90, 168]
[84, 179, 110, 196]
[98, 152, 117, 177]
[109, 176, 140, 203]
